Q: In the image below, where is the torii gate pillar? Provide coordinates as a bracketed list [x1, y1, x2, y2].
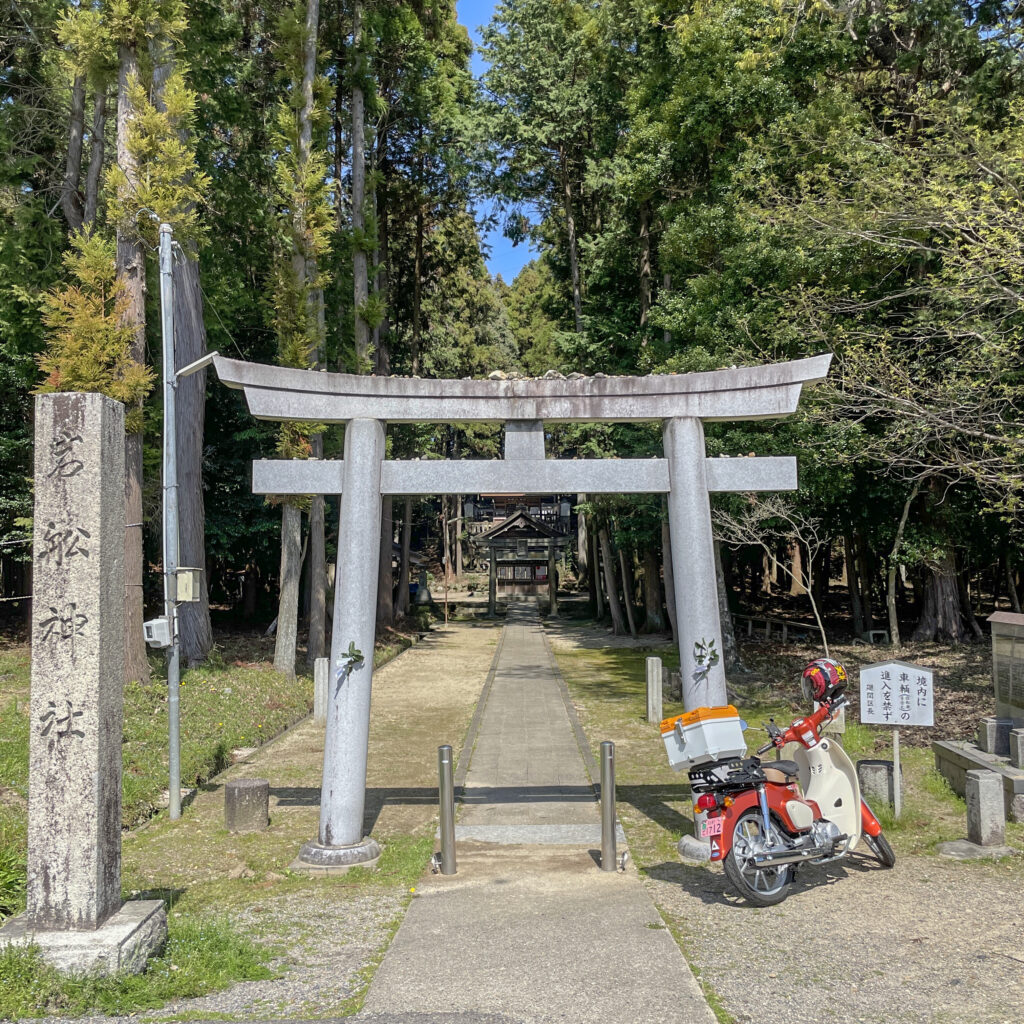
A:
[297, 419, 385, 865]
[664, 417, 724, 708]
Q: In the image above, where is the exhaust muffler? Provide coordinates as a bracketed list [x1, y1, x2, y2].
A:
[750, 844, 825, 867]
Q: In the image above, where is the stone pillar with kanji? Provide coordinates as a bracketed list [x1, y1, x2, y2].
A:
[0, 393, 166, 974]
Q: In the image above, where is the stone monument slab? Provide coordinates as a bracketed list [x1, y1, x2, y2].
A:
[977, 716, 1013, 756]
[0, 394, 165, 973]
[989, 612, 1024, 724]
[857, 759, 899, 807]
[1010, 728, 1024, 770]
[29, 393, 124, 929]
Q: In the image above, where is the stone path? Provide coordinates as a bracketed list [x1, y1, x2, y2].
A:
[358, 600, 715, 1024]
[456, 602, 601, 839]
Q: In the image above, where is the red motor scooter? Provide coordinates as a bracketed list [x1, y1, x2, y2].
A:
[668, 659, 895, 905]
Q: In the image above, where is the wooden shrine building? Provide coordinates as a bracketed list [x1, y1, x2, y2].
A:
[477, 510, 570, 614]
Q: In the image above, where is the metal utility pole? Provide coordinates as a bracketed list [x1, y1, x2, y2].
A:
[159, 223, 182, 820]
[148, 219, 213, 823]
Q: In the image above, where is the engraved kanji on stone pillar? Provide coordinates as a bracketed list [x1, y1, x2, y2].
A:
[28, 393, 126, 930]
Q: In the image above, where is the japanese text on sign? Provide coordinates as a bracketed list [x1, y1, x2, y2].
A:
[860, 661, 933, 727]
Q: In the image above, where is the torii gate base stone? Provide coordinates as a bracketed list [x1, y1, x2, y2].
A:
[215, 354, 831, 869]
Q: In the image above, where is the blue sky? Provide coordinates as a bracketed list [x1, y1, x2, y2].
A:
[455, 0, 537, 282]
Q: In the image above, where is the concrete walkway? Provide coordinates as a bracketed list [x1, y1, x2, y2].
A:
[358, 601, 715, 1024]
[456, 601, 602, 840]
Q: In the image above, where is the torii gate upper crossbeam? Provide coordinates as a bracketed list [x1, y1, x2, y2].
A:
[213, 353, 831, 423]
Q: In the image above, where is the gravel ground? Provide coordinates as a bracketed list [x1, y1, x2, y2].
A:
[151, 890, 408, 1019]
[646, 848, 1024, 1024]
[549, 617, 1024, 1024]
[30, 888, 406, 1024]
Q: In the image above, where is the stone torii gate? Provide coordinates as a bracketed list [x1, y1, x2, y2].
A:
[214, 353, 831, 869]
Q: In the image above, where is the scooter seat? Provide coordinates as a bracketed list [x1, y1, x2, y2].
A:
[762, 760, 800, 783]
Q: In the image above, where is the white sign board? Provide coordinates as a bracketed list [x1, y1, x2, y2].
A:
[860, 661, 934, 727]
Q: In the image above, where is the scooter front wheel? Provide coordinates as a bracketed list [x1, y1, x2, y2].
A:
[723, 809, 794, 906]
[863, 830, 896, 868]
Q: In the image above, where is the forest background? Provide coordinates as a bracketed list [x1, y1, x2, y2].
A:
[2, 0, 1023, 683]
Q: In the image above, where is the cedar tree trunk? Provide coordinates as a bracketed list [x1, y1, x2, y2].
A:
[116, 43, 149, 685]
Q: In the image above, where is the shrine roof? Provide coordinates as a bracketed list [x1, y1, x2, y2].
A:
[477, 510, 560, 542]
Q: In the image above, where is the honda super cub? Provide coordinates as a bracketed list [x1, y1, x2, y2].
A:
[661, 659, 895, 906]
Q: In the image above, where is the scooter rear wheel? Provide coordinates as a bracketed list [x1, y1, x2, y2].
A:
[723, 809, 794, 906]
[863, 830, 896, 868]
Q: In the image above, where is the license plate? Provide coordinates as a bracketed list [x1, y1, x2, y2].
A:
[699, 816, 723, 838]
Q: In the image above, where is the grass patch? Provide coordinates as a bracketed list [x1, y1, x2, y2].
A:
[680, 954, 737, 1024]
[0, 832, 26, 920]
[0, 613, 481, 1017]
[342, 830, 435, 891]
[121, 653, 312, 826]
[0, 643, 31, 923]
[0, 914, 274, 1019]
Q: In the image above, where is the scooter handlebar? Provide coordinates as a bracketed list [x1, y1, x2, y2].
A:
[757, 719, 784, 755]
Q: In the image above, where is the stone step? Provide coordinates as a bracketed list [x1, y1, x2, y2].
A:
[446, 823, 628, 845]
[933, 739, 1024, 822]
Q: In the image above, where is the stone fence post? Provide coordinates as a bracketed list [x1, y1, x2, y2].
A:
[646, 656, 663, 724]
[314, 657, 328, 725]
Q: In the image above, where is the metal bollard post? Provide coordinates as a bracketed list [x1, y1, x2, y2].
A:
[600, 740, 616, 871]
[438, 744, 457, 875]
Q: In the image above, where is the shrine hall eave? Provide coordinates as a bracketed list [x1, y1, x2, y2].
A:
[212, 353, 832, 424]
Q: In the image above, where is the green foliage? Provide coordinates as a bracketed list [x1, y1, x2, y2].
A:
[0, 840, 26, 923]
[485, 0, 1024, 623]
[103, 0, 187, 48]
[270, 1, 333, 466]
[106, 70, 210, 246]
[419, 213, 519, 378]
[36, 233, 155, 432]
[7, 0, 1024, 624]
[57, 3, 115, 83]
[339, 640, 365, 674]
[0, 1, 67, 550]
[745, 100, 1024, 514]
[500, 260, 562, 374]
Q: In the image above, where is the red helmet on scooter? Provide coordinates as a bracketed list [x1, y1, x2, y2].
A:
[802, 658, 847, 702]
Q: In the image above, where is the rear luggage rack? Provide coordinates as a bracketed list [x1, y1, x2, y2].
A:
[689, 756, 767, 794]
